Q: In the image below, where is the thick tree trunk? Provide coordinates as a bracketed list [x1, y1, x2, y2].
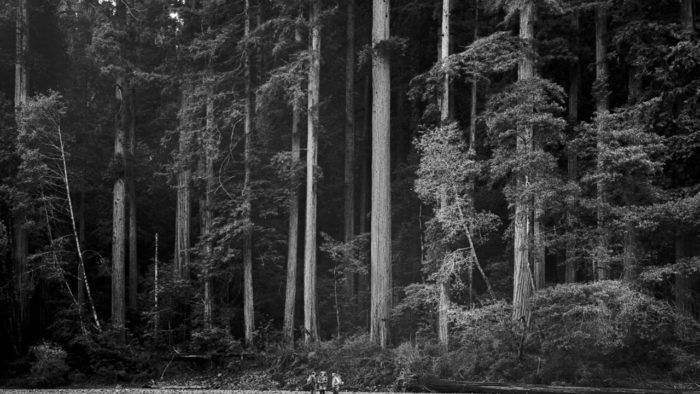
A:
[283, 24, 303, 346]
[175, 85, 191, 280]
[370, 0, 392, 349]
[13, 0, 29, 340]
[303, 0, 321, 344]
[344, 0, 357, 302]
[437, 0, 451, 351]
[243, 0, 255, 347]
[512, 0, 535, 323]
[128, 90, 138, 311]
[202, 80, 215, 329]
[112, 73, 128, 337]
[565, 11, 580, 284]
[595, 5, 610, 281]
[533, 198, 545, 289]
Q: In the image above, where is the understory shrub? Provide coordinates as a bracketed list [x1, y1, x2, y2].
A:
[441, 282, 700, 385]
[28, 341, 70, 387]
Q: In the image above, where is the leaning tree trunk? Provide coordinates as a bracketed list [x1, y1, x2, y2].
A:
[13, 0, 29, 343]
[128, 90, 138, 311]
[344, 0, 357, 304]
[565, 11, 580, 284]
[283, 23, 303, 346]
[303, 0, 321, 344]
[594, 4, 610, 281]
[512, 0, 535, 323]
[370, 0, 392, 349]
[112, 72, 128, 338]
[437, 0, 452, 351]
[174, 84, 192, 280]
[242, 0, 255, 347]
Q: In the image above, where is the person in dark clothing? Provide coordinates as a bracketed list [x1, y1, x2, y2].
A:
[306, 371, 317, 394]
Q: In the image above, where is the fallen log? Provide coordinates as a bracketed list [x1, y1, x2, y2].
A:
[406, 376, 700, 394]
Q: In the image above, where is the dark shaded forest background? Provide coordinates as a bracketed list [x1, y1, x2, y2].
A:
[0, 0, 699, 389]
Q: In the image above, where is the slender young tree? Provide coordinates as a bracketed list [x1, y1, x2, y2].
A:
[370, 0, 392, 349]
[512, 0, 535, 322]
[344, 0, 356, 300]
[242, 0, 255, 347]
[283, 20, 303, 345]
[304, 0, 321, 343]
[594, 4, 610, 280]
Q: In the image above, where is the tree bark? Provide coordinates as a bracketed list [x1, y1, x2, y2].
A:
[77, 191, 86, 309]
[594, 4, 610, 281]
[303, 0, 321, 344]
[512, 0, 535, 323]
[344, 0, 357, 302]
[565, 11, 580, 284]
[13, 0, 29, 339]
[243, 0, 255, 347]
[202, 79, 215, 329]
[437, 0, 451, 351]
[112, 72, 128, 338]
[128, 89, 138, 311]
[283, 23, 303, 346]
[681, 0, 695, 32]
[175, 84, 191, 280]
[370, 0, 392, 349]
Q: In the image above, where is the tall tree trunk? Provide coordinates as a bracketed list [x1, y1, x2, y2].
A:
[565, 11, 580, 284]
[370, 0, 392, 349]
[681, 0, 695, 31]
[13, 0, 29, 342]
[359, 75, 371, 237]
[344, 0, 357, 304]
[242, 0, 255, 347]
[622, 65, 641, 283]
[175, 84, 191, 280]
[466, 0, 479, 303]
[112, 73, 128, 338]
[675, 0, 695, 313]
[202, 79, 215, 329]
[594, 5, 610, 281]
[304, 0, 321, 344]
[437, 0, 451, 351]
[128, 90, 138, 311]
[283, 23, 303, 346]
[512, 0, 535, 323]
[533, 198, 545, 289]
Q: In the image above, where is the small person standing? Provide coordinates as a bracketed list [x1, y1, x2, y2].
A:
[331, 372, 344, 394]
[317, 371, 329, 394]
[306, 371, 317, 394]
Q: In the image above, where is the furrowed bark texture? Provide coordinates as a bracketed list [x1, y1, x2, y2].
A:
[304, 0, 321, 344]
[370, 0, 392, 349]
[128, 90, 137, 311]
[112, 73, 128, 336]
[202, 80, 215, 329]
[512, 0, 535, 323]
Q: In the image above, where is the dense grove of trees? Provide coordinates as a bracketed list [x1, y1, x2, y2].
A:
[0, 0, 699, 388]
